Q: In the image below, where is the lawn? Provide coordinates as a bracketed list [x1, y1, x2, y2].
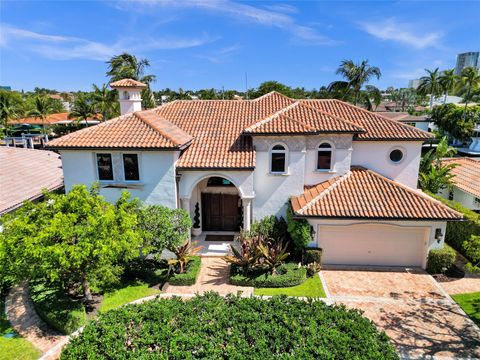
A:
[99, 281, 161, 313]
[451, 291, 480, 326]
[0, 298, 40, 360]
[254, 274, 326, 298]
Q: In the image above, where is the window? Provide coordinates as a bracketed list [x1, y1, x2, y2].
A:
[317, 142, 333, 170]
[270, 144, 287, 173]
[389, 149, 404, 163]
[123, 154, 139, 181]
[207, 177, 234, 186]
[475, 198, 480, 206]
[96, 154, 113, 181]
[448, 191, 454, 201]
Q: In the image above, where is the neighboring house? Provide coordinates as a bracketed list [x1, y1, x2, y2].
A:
[456, 124, 480, 156]
[0, 147, 63, 215]
[439, 157, 480, 212]
[376, 112, 431, 132]
[10, 112, 100, 126]
[47, 79, 462, 269]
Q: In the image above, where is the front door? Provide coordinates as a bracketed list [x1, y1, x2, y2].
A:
[202, 193, 241, 231]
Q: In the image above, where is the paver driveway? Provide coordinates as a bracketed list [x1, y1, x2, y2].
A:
[321, 268, 480, 359]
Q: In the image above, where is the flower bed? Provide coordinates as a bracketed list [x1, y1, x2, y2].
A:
[167, 256, 201, 286]
[229, 262, 307, 288]
[61, 293, 398, 359]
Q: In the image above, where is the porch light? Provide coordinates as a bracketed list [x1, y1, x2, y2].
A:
[435, 228, 443, 243]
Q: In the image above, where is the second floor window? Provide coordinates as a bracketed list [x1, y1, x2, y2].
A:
[97, 153, 113, 181]
[123, 154, 139, 181]
[317, 142, 332, 170]
[271, 144, 287, 173]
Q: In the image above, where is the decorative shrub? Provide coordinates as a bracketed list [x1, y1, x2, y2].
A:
[193, 202, 201, 229]
[306, 262, 321, 277]
[30, 283, 87, 334]
[249, 215, 289, 241]
[464, 235, 480, 273]
[426, 245, 456, 274]
[230, 263, 306, 288]
[305, 248, 323, 264]
[286, 207, 313, 252]
[168, 256, 201, 286]
[61, 293, 398, 359]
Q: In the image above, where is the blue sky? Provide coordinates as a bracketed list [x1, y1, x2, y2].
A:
[1, 0, 479, 92]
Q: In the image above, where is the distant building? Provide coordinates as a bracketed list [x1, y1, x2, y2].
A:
[455, 52, 480, 75]
[0, 86, 12, 91]
[408, 79, 421, 89]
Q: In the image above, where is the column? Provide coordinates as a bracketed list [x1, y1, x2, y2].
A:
[180, 197, 191, 216]
[242, 197, 252, 231]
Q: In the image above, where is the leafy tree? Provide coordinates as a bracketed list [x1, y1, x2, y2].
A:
[439, 69, 457, 104]
[417, 68, 443, 110]
[68, 93, 96, 124]
[363, 85, 382, 111]
[464, 235, 480, 273]
[430, 103, 477, 141]
[0, 185, 142, 302]
[91, 84, 118, 120]
[0, 90, 22, 134]
[456, 66, 480, 120]
[26, 96, 55, 134]
[418, 137, 457, 193]
[251, 81, 294, 98]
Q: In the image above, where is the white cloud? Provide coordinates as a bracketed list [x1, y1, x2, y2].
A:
[359, 18, 442, 49]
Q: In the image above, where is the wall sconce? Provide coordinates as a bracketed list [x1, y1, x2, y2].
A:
[435, 228, 443, 243]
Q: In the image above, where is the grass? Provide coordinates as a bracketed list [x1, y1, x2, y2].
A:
[0, 297, 41, 360]
[254, 274, 326, 298]
[99, 281, 161, 313]
[451, 291, 480, 326]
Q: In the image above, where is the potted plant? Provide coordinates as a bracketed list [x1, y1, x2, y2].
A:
[191, 202, 202, 236]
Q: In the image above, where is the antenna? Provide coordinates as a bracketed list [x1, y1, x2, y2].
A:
[245, 72, 249, 100]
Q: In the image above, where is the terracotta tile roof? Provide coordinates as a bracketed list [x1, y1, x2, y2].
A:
[375, 112, 430, 122]
[291, 167, 462, 220]
[109, 78, 147, 88]
[47, 111, 192, 150]
[0, 147, 63, 214]
[9, 112, 100, 125]
[244, 102, 364, 134]
[442, 157, 480, 198]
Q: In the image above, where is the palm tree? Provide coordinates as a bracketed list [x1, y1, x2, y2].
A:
[363, 85, 382, 111]
[27, 96, 54, 135]
[91, 84, 118, 121]
[456, 66, 480, 120]
[439, 69, 457, 104]
[0, 91, 19, 132]
[328, 60, 381, 105]
[417, 68, 442, 110]
[68, 94, 96, 126]
[106, 53, 156, 84]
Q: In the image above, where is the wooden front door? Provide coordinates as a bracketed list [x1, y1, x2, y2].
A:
[202, 193, 241, 231]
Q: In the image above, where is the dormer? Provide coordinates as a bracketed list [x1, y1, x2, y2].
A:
[110, 78, 147, 115]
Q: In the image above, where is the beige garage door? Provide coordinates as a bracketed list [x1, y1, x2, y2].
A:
[318, 224, 428, 267]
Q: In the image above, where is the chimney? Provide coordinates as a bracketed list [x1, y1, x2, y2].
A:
[109, 78, 147, 116]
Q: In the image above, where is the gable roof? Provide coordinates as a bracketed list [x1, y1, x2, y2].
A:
[291, 167, 462, 220]
[110, 78, 147, 88]
[442, 157, 480, 198]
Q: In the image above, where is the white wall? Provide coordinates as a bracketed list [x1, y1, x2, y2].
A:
[439, 186, 480, 211]
[60, 150, 178, 208]
[351, 141, 423, 188]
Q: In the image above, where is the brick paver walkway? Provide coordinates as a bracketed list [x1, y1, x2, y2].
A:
[439, 274, 480, 295]
[163, 257, 253, 296]
[5, 283, 66, 354]
[322, 269, 480, 359]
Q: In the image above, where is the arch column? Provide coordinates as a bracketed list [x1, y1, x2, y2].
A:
[242, 197, 254, 231]
[180, 196, 191, 215]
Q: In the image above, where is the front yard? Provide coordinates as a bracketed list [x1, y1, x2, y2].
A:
[451, 291, 480, 327]
[254, 274, 326, 297]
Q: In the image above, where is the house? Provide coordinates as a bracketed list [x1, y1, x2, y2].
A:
[375, 112, 431, 132]
[47, 78, 462, 269]
[10, 112, 100, 126]
[439, 157, 480, 212]
[456, 124, 480, 156]
[0, 147, 63, 215]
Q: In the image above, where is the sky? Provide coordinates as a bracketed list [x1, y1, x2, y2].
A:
[1, 0, 479, 92]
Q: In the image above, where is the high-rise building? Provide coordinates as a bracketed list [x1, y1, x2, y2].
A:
[408, 79, 421, 89]
[455, 52, 480, 75]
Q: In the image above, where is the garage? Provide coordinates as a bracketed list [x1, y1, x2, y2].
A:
[318, 223, 428, 267]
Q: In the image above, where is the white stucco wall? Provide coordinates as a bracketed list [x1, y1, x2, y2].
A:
[439, 186, 480, 211]
[60, 150, 178, 208]
[351, 141, 423, 188]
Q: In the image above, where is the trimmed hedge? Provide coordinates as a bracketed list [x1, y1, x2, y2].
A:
[426, 244, 456, 274]
[230, 262, 307, 288]
[305, 248, 323, 264]
[61, 293, 398, 359]
[168, 256, 201, 286]
[30, 283, 87, 334]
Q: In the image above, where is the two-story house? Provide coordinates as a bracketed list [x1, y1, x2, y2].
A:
[47, 79, 461, 269]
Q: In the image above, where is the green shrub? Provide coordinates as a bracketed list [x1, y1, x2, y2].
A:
[230, 263, 307, 288]
[30, 283, 87, 334]
[305, 248, 323, 264]
[168, 256, 201, 286]
[61, 293, 398, 359]
[286, 207, 313, 252]
[464, 235, 480, 273]
[426, 245, 456, 274]
[250, 215, 289, 241]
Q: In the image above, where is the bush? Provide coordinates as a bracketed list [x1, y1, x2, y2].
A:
[230, 263, 307, 288]
[305, 248, 323, 264]
[30, 283, 87, 334]
[426, 245, 456, 274]
[249, 215, 289, 241]
[464, 235, 480, 273]
[286, 207, 313, 252]
[168, 256, 201, 286]
[61, 293, 398, 359]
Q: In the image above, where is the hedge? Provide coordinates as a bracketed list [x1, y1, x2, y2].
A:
[230, 262, 307, 288]
[167, 256, 201, 286]
[426, 244, 456, 274]
[30, 283, 87, 334]
[61, 293, 398, 359]
[305, 248, 323, 264]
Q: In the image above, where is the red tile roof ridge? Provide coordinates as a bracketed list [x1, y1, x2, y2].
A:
[244, 102, 301, 132]
[251, 91, 294, 102]
[331, 99, 434, 139]
[110, 78, 147, 88]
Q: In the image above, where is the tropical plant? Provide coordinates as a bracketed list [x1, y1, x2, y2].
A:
[168, 241, 203, 274]
[257, 237, 290, 275]
[439, 69, 457, 104]
[91, 84, 118, 120]
[26, 95, 55, 134]
[68, 93, 96, 125]
[419, 137, 457, 193]
[223, 232, 261, 272]
[328, 59, 381, 105]
[456, 66, 480, 120]
[417, 68, 443, 110]
[363, 85, 382, 111]
[430, 103, 478, 142]
[0, 90, 21, 135]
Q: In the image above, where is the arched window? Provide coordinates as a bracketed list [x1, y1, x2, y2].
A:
[317, 142, 333, 170]
[270, 144, 287, 173]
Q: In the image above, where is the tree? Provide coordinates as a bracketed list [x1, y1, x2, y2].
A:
[26, 96, 55, 134]
[0, 90, 22, 132]
[430, 103, 477, 142]
[0, 185, 142, 302]
[456, 66, 480, 120]
[418, 137, 457, 193]
[328, 60, 381, 105]
[417, 68, 442, 110]
[363, 85, 382, 111]
[68, 93, 96, 125]
[439, 69, 457, 104]
[251, 81, 294, 98]
[91, 84, 118, 120]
